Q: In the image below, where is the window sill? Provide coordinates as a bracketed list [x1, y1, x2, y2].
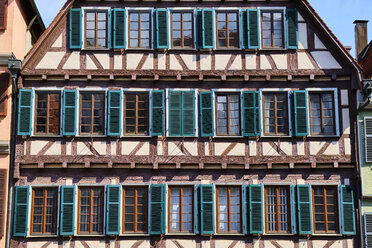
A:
[307, 135, 340, 138]
[120, 233, 150, 236]
[27, 235, 59, 238]
[122, 135, 151, 138]
[82, 48, 110, 51]
[214, 233, 245, 236]
[32, 134, 61, 138]
[261, 135, 292, 138]
[311, 233, 343, 237]
[169, 48, 196, 51]
[166, 233, 196, 236]
[259, 48, 287, 51]
[126, 48, 153, 51]
[75, 234, 105, 237]
[263, 233, 293, 236]
[213, 135, 244, 138]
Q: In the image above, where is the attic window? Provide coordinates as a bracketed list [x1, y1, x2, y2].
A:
[85, 10, 108, 48]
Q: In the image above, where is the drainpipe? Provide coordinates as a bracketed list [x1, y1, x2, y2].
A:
[6, 58, 21, 248]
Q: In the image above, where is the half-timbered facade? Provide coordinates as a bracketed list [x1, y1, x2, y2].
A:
[11, 0, 362, 247]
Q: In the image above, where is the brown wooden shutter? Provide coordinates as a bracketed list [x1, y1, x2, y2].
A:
[0, 0, 7, 30]
[0, 73, 9, 116]
[0, 169, 6, 237]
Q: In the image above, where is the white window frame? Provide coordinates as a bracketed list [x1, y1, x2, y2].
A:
[214, 8, 241, 50]
[167, 8, 196, 50]
[126, 8, 154, 50]
[258, 7, 287, 50]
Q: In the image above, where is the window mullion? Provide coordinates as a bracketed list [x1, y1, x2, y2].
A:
[227, 95, 230, 135]
[122, 188, 125, 233]
[181, 13, 184, 48]
[324, 188, 328, 232]
[228, 187, 231, 232]
[276, 187, 280, 232]
[226, 13, 229, 48]
[135, 188, 138, 232]
[43, 189, 47, 233]
[274, 95, 278, 135]
[139, 14, 142, 48]
[90, 188, 93, 233]
[46, 94, 50, 135]
[180, 187, 183, 232]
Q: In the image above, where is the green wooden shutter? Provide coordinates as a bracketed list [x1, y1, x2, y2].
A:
[242, 91, 260, 136]
[247, 9, 260, 49]
[155, 9, 169, 49]
[17, 89, 33, 136]
[240, 9, 248, 49]
[291, 185, 297, 234]
[340, 185, 356, 235]
[69, 9, 82, 49]
[196, 10, 203, 49]
[182, 91, 195, 136]
[194, 185, 200, 234]
[297, 184, 312, 234]
[62, 90, 77, 136]
[151, 90, 164, 136]
[169, 91, 182, 136]
[113, 9, 126, 49]
[249, 184, 263, 234]
[149, 184, 165, 234]
[286, 9, 298, 49]
[60, 186, 76, 236]
[106, 185, 121, 235]
[13, 186, 30, 236]
[243, 185, 249, 234]
[200, 91, 214, 137]
[200, 184, 214, 234]
[202, 9, 214, 49]
[293, 90, 309, 136]
[107, 90, 122, 136]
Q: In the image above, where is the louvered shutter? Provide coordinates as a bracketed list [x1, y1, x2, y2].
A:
[240, 9, 248, 49]
[0, 169, 6, 237]
[200, 184, 214, 234]
[62, 90, 77, 136]
[0, 73, 9, 116]
[202, 9, 214, 49]
[13, 186, 30, 236]
[286, 9, 298, 49]
[196, 10, 203, 49]
[247, 9, 260, 49]
[69, 9, 82, 49]
[169, 91, 182, 136]
[293, 90, 309, 136]
[365, 118, 372, 162]
[60, 186, 76, 236]
[151, 90, 164, 136]
[113, 9, 126, 49]
[149, 184, 165, 234]
[242, 91, 260, 136]
[17, 89, 33, 136]
[107, 90, 122, 136]
[297, 184, 313, 234]
[155, 9, 169, 49]
[365, 214, 372, 248]
[340, 185, 356, 235]
[106, 185, 121, 235]
[249, 184, 263, 234]
[182, 91, 195, 136]
[200, 91, 214, 137]
[194, 185, 200, 234]
[242, 185, 249, 234]
[291, 185, 297, 234]
[0, 0, 6, 29]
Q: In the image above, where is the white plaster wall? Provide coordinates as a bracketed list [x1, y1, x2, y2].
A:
[214, 142, 235, 156]
[260, 55, 271, 69]
[215, 54, 230, 70]
[28, 241, 58, 248]
[310, 141, 326, 155]
[342, 108, 351, 134]
[249, 140, 257, 156]
[63, 241, 70, 248]
[226, 143, 245, 156]
[341, 89, 349, 106]
[245, 54, 256, 69]
[215, 240, 244, 248]
[201, 240, 211, 248]
[51, 33, 63, 48]
[168, 142, 196, 156]
[30, 140, 49, 155]
[158, 54, 166, 70]
[298, 239, 307, 248]
[95, 54, 110, 69]
[86, 55, 97, 70]
[253, 239, 259, 248]
[75, 241, 106, 248]
[66, 141, 72, 155]
[279, 142, 292, 155]
[170, 54, 183, 70]
[262, 142, 280, 156]
[271, 54, 287, 69]
[311, 51, 342, 69]
[297, 141, 305, 156]
[142, 54, 154, 69]
[230, 55, 242, 70]
[111, 141, 117, 155]
[44, 141, 61, 155]
[297, 52, 315, 69]
[35, 52, 65, 69]
[127, 54, 143, 70]
[157, 141, 163, 156]
[63, 51, 80, 69]
[122, 141, 149, 156]
[344, 138, 351, 155]
[323, 141, 339, 155]
[183, 141, 198, 156]
[76, 142, 93, 155]
[92, 141, 106, 155]
[180, 54, 196, 70]
[114, 55, 122, 70]
[166, 240, 196, 248]
[200, 54, 211, 70]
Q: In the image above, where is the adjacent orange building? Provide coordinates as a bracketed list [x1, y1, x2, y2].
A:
[0, 0, 44, 247]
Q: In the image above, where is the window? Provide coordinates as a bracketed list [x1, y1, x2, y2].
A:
[124, 92, 149, 135]
[0, 73, 8, 116]
[261, 11, 284, 48]
[78, 187, 104, 234]
[35, 92, 60, 135]
[122, 187, 148, 233]
[216, 12, 239, 48]
[264, 186, 290, 234]
[85, 11, 108, 48]
[216, 186, 241, 233]
[80, 92, 105, 135]
[0, 170, 5, 237]
[129, 12, 151, 48]
[31, 188, 58, 235]
[0, 0, 7, 30]
[171, 12, 194, 48]
[216, 94, 240, 136]
[309, 92, 335, 135]
[312, 186, 338, 233]
[168, 186, 193, 233]
[263, 92, 289, 135]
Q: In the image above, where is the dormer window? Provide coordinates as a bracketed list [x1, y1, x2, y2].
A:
[261, 11, 284, 49]
[85, 11, 108, 48]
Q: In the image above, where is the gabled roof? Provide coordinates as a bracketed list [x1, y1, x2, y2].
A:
[20, 0, 46, 41]
[358, 41, 372, 79]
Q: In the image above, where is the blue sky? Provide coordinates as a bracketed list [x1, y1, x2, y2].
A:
[34, 0, 372, 56]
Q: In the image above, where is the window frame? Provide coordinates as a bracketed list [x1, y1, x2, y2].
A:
[0, 0, 8, 30]
[122, 186, 149, 234]
[123, 91, 150, 136]
[34, 91, 61, 136]
[170, 11, 195, 49]
[311, 185, 339, 234]
[77, 186, 105, 235]
[78, 91, 106, 136]
[214, 92, 241, 136]
[215, 11, 240, 49]
[215, 186, 242, 234]
[261, 91, 290, 136]
[308, 91, 336, 136]
[30, 187, 59, 235]
[264, 185, 291, 234]
[260, 9, 285, 49]
[0, 72, 9, 117]
[167, 185, 194, 234]
[82, 7, 110, 50]
[127, 10, 152, 49]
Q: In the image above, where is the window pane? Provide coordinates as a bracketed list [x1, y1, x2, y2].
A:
[123, 187, 148, 233]
[217, 187, 241, 233]
[309, 93, 335, 135]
